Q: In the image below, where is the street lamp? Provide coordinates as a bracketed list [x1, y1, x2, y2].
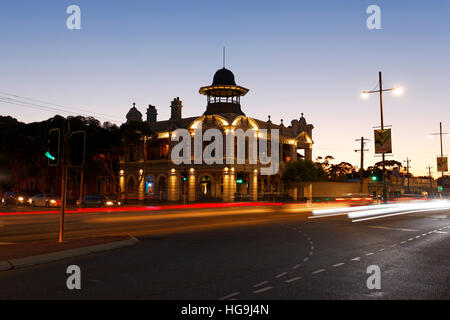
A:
[362, 72, 403, 203]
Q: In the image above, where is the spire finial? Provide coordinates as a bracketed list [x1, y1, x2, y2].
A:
[223, 47, 226, 68]
[301, 112, 304, 117]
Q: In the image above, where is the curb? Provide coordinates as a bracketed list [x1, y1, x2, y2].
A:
[0, 237, 139, 272]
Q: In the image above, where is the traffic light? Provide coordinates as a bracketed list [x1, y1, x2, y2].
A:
[371, 176, 378, 181]
[236, 172, 244, 184]
[69, 131, 86, 167]
[46, 128, 60, 166]
[438, 186, 443, 192]
[181, 171, 187, 182]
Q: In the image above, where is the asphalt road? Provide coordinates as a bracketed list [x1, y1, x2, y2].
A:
[0, 204, 449, 299]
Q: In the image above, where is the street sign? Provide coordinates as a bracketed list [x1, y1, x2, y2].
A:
[437, 157, 448, 172]
[374, 129, 392, 154]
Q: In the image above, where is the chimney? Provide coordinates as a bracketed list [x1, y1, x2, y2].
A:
[170, 97, 182, 120]
[146, 104, 158, 123]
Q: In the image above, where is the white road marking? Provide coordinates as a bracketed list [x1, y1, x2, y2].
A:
[309, 251, 313, 256]
[390, 244, 397, 247]
[292, 264, 302, 269]
[253, 286, 273, 294]
[415, 236, 421, 238]
[351, 257, 360, 261]
[285, 276, 302, 283]
[312, 269, 325, 274]
[378, 248, 385, 252]
[311, 246, 315, 250]
[333, 262, 345, 267]
[219, 292, 240, 300]
[368, 226, 418, 232]
[253, 281, 268, 288]
[434, 231, 448, 234]
[275, 272, 288, 278]
[422, 233, 427, 236]
[366, 252, 374, 256]
[408, 238, 414, 241]
[303, 257, 309, 262]
[401, 241, 407, 244]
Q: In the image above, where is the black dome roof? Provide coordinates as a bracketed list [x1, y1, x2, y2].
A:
[212, 68, 236, 86]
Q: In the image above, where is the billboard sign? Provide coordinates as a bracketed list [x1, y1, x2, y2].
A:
[374, 129, 392, 154]
[437, 157, 448, 172]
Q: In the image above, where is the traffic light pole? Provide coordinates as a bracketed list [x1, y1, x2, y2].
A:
[59, 163, 67, 243]
[59, 131, 69, 243]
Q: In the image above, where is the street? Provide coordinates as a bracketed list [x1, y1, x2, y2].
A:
[1, 204, 449, 299]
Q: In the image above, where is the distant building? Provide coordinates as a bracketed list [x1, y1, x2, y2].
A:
[120, 67, 314, 202]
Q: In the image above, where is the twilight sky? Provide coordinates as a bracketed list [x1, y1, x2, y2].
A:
[1, 0, 449, 177]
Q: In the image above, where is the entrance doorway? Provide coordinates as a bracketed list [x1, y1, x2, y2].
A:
[199, 175, 211, 199]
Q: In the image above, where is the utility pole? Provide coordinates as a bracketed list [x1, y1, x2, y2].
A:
[403, 158, 411, 194]
[378, 72, 387, 204]
[429, 122, 448, 179]
[427, 165, 433, 197]
[355, 137, 369, 194]
[362, 72, 403, 203]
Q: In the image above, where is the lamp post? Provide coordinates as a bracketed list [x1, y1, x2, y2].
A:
[362, 71, 403, 203]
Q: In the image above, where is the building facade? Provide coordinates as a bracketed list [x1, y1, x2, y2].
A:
[120, 67, 314, 202]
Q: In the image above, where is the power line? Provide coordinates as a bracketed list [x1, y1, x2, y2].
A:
[0, 91, 124, 123]
[0, 95, 123, 123]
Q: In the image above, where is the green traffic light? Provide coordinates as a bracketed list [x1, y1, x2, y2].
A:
[45, 151, 56, 161]
[372, 176, 377, 181]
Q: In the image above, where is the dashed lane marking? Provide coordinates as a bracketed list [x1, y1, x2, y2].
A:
[366, 252, 374, 256]
[333, 262, 345, 267]
[292, 264, 302, 269]
[253, 281, 268, 288]
[351, 257, 361, 261]
[253, 286, 273, 294]
[219, 292, 240, 300]
[275, 272, 288, 278]
[312, 269, 325, 274]
[285, 276, 302, 283]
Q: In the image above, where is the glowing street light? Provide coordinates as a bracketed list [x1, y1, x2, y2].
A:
[361, 72, 403, 203]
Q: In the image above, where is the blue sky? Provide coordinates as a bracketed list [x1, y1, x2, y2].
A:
[1, 0, 449, 176]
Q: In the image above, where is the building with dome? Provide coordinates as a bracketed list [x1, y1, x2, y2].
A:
[120, 67, 314, 202]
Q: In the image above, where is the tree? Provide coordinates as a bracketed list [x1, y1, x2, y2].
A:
[281, 159, 327, 185]
[120, 121, 156, 188]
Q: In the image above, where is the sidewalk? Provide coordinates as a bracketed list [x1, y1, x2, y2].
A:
[0, 236, 138, 272]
